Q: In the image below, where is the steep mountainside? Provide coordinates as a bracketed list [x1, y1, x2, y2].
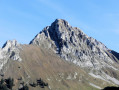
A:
[30, 19, 118, 69]
[4, 45, 110, 90]
[30, 19, 119, 72]
[0, 19, 119, 90]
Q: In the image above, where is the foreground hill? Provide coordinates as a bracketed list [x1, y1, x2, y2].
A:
[3, 45, 112, 90]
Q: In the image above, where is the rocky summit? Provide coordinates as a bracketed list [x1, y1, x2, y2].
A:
[30, 19, 119, 70]
[0, 19, 119, 90]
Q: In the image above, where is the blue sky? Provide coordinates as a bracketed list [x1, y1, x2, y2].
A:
[0, 0, 119, 52]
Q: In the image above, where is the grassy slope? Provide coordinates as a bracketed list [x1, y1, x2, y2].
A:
[2, 45, 113, 90]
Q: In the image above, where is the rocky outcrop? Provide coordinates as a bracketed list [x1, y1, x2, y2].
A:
[30, 19, 118, 70]
[0, 40, 22, 70]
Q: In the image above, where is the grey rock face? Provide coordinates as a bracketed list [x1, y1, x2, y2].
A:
[0, 40, 22, 70]
[30, 19, 118, 70]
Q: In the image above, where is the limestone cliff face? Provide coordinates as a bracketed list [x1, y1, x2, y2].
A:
[0, 40, 22, 70]
[30, 19, 118, 70]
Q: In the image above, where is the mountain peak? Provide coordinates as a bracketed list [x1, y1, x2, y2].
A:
[29, 19, 72, 45]
[49, 19, 71, 33]
[2, 40, 18, 51]
[53, 19, 70, 26]
[1, 19, 119, 89]
[30, 19, 113, 69]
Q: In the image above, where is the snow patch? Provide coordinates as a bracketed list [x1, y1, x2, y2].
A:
[89, 83, 102, 89]
[89, 72, 119, 85]
[89, 73, 106, 81]
[105, 74, 119, 85]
